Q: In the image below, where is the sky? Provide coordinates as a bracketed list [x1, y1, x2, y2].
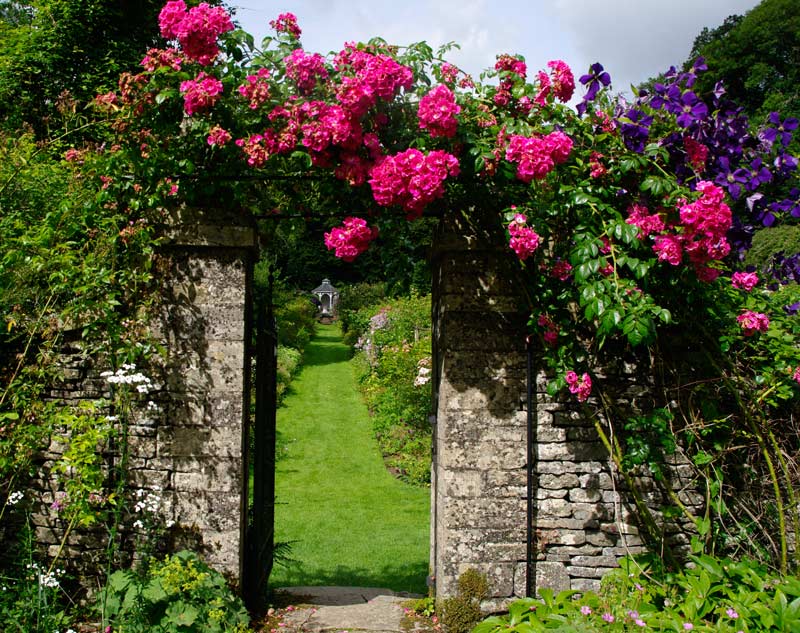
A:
[230, 0, 760, 97]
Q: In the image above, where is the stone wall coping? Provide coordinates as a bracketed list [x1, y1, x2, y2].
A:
[159, 205, 257, 248]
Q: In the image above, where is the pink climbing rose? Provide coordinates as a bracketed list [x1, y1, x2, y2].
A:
[737, 310, 769, 336]
[270, 12, 301, 38]
[547, 60, 575, 102]
[794, 367, 800, 385]
[507, 214, 540, 260]
[284, 49, 329, 93]
[418, 84, 461, 138]
[238, 68, 271, 110]
[537, 314, 559, 347]
[324, 217, 378, 261]
[565, 371, 592, 402]
[207, 125, 231, 146]
[731, 271, 759, 291]
[505, 131, 572, 183]
[179, 72, 223, 116]
[369, 149, 460, 220]
[159, 1, 234, 66]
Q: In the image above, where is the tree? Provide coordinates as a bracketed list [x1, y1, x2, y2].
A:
[686, 0, 800, 124]
[0, 0, 165, 135]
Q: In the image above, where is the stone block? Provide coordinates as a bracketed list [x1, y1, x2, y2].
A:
[566, 565, 616, 579]
[535, 561, 570, 592]
[172, 457, 241, 492]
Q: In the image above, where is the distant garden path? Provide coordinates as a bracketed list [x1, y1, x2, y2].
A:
[270, 323, 430, 594]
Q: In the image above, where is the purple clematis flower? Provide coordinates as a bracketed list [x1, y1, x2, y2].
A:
[676, 91, 708, 128]
[576, 63, 611, 115]
[619, 108, 653, 153]
[714, 156, 748, 200]
[761, 112, 799, 147]
[746, 158, 773, 191]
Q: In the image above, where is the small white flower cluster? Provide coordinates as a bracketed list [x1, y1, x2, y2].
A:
[132, 486, 174, 530]
[101, 364, 153, 394]
[414, 357, 432, 387]
[26, 562, 64, 589]
[7, 490, 23, 505]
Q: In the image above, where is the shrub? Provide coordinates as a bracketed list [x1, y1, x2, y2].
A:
[472, 552, 800, 632]
[338, 282, 388, 335]
[99, 550, 252, 633]
[353, 293, 433, 485]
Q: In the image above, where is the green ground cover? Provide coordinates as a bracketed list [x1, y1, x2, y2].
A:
[270, 323, 430, 594]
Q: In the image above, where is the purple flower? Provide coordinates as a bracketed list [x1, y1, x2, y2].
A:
[601, 613, 615, 623]
[713, 156, 748, 200]
[580, 605, 592, 615]
[576, 63, 611, 115]
[619, 108, 653, 153]
[746, 158, 773, 191]
[784, 301, 800, 315]
[761, 112, 799, 148]
[676, 91, 708, 128]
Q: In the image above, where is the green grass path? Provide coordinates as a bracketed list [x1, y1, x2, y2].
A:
[269, 323, 430, 594]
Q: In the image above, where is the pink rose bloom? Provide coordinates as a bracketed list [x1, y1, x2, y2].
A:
[508, 216, 540, 260]
[324, 217, 378, 261]
[731, 271, 759, 291]
[565, 371, 592, 402]
[285, 49, 329, 93]
[270, 12, 301, 38]
[418, 84, 461, 138]
[653, 234, 683, 266]
[737, 310, 769, 336]
[369, 149, 460, 219]
[793, 366, 800, 385]
[551, 260, 573, 281]
[547, 59, 575, 102]
[160, 1, 234, 66]
[207, 125, 231, 146]
[534, 70, 550, 106]
[544, 131, 573, 164]
[158, 0, 187, 39]
[238, 68, 271, 109]
[179, 72, 223, 116]
[626, 203, 665, 238]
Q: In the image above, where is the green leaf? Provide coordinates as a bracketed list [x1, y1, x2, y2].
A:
[166, 601, 199, 627]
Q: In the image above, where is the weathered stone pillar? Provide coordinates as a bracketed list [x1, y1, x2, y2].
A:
[153, 206, 256, 580]
[430, 212, 530, 607]
[430, 211, 703, 607]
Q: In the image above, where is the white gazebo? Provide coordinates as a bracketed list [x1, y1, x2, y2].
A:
[312, 278, 339, 316]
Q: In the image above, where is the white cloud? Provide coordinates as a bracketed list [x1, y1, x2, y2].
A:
[232, 0, 760, 94]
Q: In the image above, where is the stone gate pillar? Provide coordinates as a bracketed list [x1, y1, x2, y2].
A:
[153, 206, 256, 580]
[430, 212, 530, 606]
[430, 212, 703, 608]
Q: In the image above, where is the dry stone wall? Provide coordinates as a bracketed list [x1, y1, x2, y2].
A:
[430, 212, 702, 609]
[32, 207, 255, 584]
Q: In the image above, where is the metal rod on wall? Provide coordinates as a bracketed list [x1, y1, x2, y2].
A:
[525, 334, 537, 597]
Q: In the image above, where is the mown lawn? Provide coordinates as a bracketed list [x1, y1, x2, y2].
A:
[269, 323, 430, 594]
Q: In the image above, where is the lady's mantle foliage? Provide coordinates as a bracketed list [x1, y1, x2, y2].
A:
[83, 1, 800, 405]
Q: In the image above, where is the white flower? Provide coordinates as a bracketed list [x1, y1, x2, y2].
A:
[7, 491, 23, 505]
[133, 519, 144, 529]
